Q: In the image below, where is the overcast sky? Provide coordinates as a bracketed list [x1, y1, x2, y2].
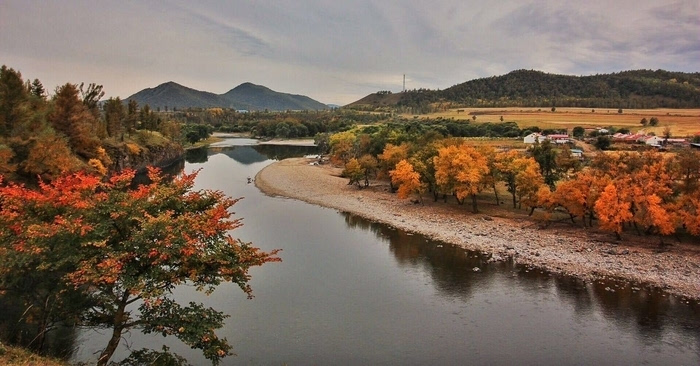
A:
[1, 0, 698, 105]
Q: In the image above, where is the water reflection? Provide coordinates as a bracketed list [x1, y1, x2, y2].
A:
[189, 143, 318, 165]
[341, 211, 700, 351]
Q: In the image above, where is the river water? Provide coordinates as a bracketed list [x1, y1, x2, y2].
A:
[69, 138, 699, 365]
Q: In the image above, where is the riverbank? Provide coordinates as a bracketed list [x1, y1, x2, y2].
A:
[256, 157, 700, 300]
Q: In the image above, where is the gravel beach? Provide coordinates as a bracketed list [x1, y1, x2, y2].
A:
[256, 157, 700, 300]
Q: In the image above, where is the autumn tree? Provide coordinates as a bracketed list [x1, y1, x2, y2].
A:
[390, 159, 423, 202]
[343, 158, 365, 187]
[674, 149, 700, 194]
[48, 83, 100, 159]
[479, 146, 501, 205]
[594, 183, 632, 239]
[358, 154, 378, 187]
[0, 168, 280, 365]
[329, 131, 356, 165]
[494, 150, 543, 210]
[434, 143, 488, 213]
[551, 169, 609, 226]
[676, 188, 700, 236]
[377, 143, 410, 191]
[408, 141, 441, 201]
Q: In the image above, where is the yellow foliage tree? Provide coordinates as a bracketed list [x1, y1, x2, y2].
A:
[343, 158, 364, 188]
[434, 143, 488, 213]
[329, 131, 356, 165]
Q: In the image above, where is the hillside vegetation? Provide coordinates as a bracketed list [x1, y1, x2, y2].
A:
[348, 69, 700, 112]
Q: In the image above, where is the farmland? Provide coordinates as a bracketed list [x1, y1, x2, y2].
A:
[407, 107, 700, 136]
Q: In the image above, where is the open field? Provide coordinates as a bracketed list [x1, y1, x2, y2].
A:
[411, 107, 700, 137]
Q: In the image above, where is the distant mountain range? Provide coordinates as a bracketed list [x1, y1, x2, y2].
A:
[126, 82, 328, 111]
[348, 69, 700, 109]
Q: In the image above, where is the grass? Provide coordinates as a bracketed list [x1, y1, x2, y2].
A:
[412, 107, 700, 137]
[0, 343, 67, 366]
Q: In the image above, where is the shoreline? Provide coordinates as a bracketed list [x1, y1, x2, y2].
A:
[255, 157, 700, 301]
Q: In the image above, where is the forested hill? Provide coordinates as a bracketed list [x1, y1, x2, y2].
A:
[348, 69, 700, 111]
[126, 82, 329, 111]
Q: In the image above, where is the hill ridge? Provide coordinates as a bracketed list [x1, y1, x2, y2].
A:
[347, 69, 700, 110]
[126, 82, 328, 111]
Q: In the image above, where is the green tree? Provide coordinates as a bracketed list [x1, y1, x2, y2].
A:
[125, 99, 139, 136]
[649, 117, 659, 126]
[103, 97, 125, 138]
[0, 65, 30, 137]
[594, 136, 611, 150]
[640, 117, 648, 126]
[529, 140, 558, 187]
[0, 168, 280, 365]
[572, 126, 585, 138]
[30, 79, 46, 98]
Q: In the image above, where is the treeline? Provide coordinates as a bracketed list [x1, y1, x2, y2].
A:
[326, 127, 700, 240]
[0, 65, 198, 184]
[350, 69, 700, 111]
[166, 108, 389, 139]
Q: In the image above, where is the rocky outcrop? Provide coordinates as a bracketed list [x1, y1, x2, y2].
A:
[104, 140, 184, 173]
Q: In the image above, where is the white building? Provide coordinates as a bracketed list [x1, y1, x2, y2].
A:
[644, 136, 664, 146]
[523, 133, 544, 144]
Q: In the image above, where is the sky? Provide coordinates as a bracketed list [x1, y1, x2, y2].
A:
[1, 0, 699, 106]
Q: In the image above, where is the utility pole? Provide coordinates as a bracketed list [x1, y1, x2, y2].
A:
[403, 74, 405, 92]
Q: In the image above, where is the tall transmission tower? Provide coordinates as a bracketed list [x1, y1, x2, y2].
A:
[403, 74, 405, 92]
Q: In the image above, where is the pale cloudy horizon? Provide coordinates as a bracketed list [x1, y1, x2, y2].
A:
[1, 0, 698, 106]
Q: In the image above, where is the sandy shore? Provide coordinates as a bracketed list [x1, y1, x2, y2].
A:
[257, 138, 315, 146]
[256, 157, 700, 300]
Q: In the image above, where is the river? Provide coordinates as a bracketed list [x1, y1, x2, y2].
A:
[68, 138, 699, 365]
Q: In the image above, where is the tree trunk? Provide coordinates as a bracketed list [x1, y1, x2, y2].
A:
[471, 194, 478, 213]
[97, 294, 129, 366]
[492, 183, 500, 205]
[511, 191, 517, 209]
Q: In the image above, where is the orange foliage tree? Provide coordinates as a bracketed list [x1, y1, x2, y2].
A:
[377, 143, 410, 190]
[0, 168, 280, 365]
[390, 159, 423, 202]
[594, 183, 633, 239]
[551, 170, 609, 226]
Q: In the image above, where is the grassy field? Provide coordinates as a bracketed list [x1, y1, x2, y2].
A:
[412, 107, 700, 137]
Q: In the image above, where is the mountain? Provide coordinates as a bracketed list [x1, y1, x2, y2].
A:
[221, 82, 328, 111]
[347, 69, 700, 110]
[125, 82, 328, 111]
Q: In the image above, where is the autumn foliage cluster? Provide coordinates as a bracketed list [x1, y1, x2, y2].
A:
[0, 65, 182, 184]
[0, 168, 279, 365]
[329, 127, 700, 239]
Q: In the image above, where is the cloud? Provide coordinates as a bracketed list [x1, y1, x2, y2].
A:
[1, 0, 698, 105]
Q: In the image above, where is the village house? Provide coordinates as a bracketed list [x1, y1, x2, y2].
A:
[523, 133, 571, 144]
[523, 132, 544, 144]
[547, 134, 570, 144]
[644, 136, 664, 146]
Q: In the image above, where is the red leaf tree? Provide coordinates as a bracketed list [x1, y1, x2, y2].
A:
[0, 168, 280, 365]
